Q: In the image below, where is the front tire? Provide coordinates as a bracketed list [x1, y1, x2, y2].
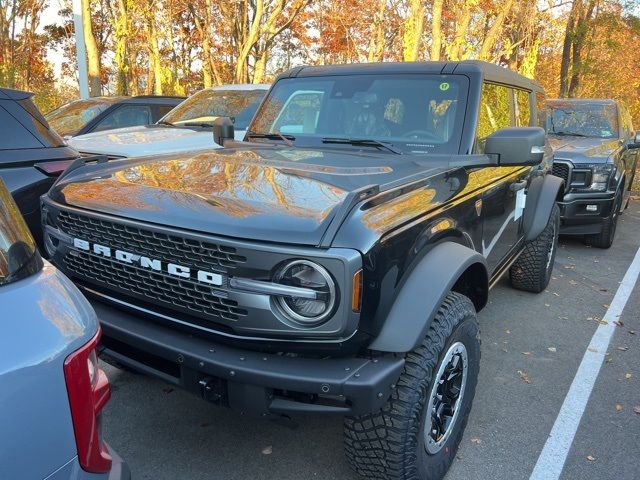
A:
[510, 203, 560, 293]
[344, 292, 480, 480]
[585, 190, 622, 249]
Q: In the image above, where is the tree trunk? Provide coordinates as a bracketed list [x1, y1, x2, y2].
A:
[367, 0, 386, 62]
[402, 0, 424, 61]
[559, 0, 581, 97]
[81, 0, 101, 96]
[430, 0, 444, 61]
[113, 0, 129, 95]
[568, 0, 597, 97]
[146, 4, 163, 95]
[477, 0, 514, 61]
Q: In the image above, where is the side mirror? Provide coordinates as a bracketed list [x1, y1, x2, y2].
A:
[631, 130, 640, 149]
[212, 117, 235, 146]
[485, 127, 545, 166]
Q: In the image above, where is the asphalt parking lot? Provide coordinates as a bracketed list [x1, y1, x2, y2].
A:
[102, 199, 640, 480]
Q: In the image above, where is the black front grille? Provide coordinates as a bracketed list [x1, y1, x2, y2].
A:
[552, 162, 570, 186]
[56, 210, 248, 323]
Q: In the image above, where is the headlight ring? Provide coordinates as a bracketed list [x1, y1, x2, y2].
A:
[273, 259, 337, 327]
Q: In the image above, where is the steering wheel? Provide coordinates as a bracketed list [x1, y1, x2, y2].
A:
[402, 130, 440, 142]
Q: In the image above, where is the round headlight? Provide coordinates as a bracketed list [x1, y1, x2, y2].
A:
[274, 260, 336, 326]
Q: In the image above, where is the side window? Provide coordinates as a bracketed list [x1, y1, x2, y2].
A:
[476, 83, 512, 152]
[272, 91, 324, 134]
[535, 92, 548, 130]
[514, 89, 531, 127]
[0, 106, 42, 151]
[93, 105, 152, 132]
[156, 104, 176, 121]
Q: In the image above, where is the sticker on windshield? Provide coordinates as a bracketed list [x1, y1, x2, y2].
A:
[439, 82, 450, 91]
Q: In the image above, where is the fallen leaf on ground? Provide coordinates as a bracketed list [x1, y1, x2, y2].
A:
[559, 316, 569, 320]
[552, 292, 560, 297]
[614, 320, 624, 327]
[470, 438, 481, 444]
[505, 329, 511, 334]
[634, 406, 640, 415]
[629, 330, 636, 335]
[603, 304, 610, 308]
[548, 347, 557, 353]
[522, 352, 531, 356]
[625, 373, 632, 379]
[587, 455, 596, 462]
[262, 446, 273, 455]
[569, 280, 578, 285]
[617, 346, 629, 352]
[544, 303, 551, 307]
[615, 404, 623, 412]
[588, 347, 598, 353]
[517, 370, 531, 384]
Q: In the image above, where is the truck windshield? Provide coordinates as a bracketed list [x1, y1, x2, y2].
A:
[547, 102, 619, 139]
[162, 89, 267, 130]
[249, 74, 468, 154]
[0, 181, 41, 286]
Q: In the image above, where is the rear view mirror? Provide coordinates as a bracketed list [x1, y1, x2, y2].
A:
[213, 117, 235, 146]
[485, 127, 545, 166]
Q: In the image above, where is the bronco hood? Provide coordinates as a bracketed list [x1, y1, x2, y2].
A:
[549, 136, 619, 164]
[48, 147, 449, 245]
[67, 124, 248, 158]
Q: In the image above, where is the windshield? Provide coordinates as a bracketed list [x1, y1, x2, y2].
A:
[46, 98, 119, 136]
[0, 180, 41, 286]
[249, 74, 468, 154]
[547, 102, 619, 139]
[162, 88, 267, 130]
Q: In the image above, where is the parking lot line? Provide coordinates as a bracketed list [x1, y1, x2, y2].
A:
[530, 246, 640, 480]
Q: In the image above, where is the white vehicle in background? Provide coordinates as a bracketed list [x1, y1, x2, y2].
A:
[67, 84, 270, 158]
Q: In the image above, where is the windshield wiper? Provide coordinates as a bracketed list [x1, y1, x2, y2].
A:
[183, 122, 215, 128]
[246, 131, 296, 147]
[551, 131, 589, 137]
[321, 137, 402, 155]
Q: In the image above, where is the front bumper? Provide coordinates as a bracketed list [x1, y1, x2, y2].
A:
[92, 299, 404, 417]
[557, 190, 616, 235]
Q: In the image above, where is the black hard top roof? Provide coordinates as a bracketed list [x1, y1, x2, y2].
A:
[278, 60, 543, 92]
[0, 86, 33, 101]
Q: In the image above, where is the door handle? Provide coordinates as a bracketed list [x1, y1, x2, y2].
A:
[510, 180, 527, 192]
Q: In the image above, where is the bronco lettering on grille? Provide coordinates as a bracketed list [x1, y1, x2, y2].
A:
[73, 238, 223, 286]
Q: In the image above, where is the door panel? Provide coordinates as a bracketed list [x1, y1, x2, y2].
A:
[481, 166, 530, 274]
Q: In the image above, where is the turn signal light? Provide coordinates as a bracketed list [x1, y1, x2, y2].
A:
[352, 269, 363, 313]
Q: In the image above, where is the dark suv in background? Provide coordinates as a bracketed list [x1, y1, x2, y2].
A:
[0, 87, 80, 248]
[45, 95, 185, 138]
[547, 98, 639, 247]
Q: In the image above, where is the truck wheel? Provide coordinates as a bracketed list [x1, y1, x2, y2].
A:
[509, 203, 559, 293]
[585, 190, 622, 249]
[344, 292, 480, 480]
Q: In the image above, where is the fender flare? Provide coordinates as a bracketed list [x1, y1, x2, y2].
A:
[368, 242, 488, 353]
[522, 175, 563, 242]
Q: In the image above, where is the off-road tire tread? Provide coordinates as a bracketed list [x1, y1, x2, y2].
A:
[344, 292, 478, 480]
[510, 203, 559, 293]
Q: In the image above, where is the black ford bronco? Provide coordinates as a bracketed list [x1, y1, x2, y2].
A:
[43, 61, 563, 480]
[547, 98, 639, 248]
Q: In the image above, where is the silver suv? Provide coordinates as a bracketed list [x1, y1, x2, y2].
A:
[0, 179, 129, 480]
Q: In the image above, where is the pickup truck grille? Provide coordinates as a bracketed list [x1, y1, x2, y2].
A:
[552, 161, 571, 187]
[56, 210, 248, 323]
